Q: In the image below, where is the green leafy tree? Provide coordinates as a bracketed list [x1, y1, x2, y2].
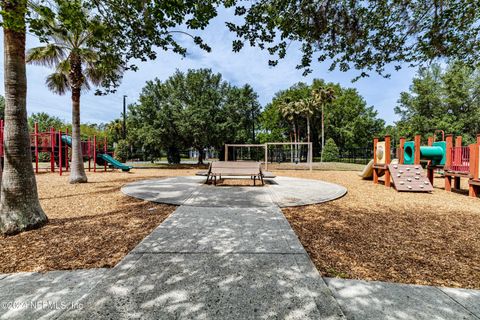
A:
[260, 79, 385, 156]
[322, 138, 339, 162]
[127, 69, 262, 163]
[28, 112, 64, 132]
[229, 1, 480, 78]
[114, 140, 130, 162]
[395, 62, 480, 143]
[0, 0, 224, 234]
[26, 1, 123, 184]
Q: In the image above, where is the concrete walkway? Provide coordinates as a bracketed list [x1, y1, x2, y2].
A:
[120, 176, 348, 207]
[58, 182, 346, 319]
[1, 176, 479, 319]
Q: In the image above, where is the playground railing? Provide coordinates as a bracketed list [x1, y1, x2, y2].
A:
[447, 146, 470, 173]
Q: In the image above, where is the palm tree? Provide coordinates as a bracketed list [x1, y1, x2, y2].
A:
[0, 0, 48, 234]
[278, 98, 302, 162]
[312, 87, 336, 162]
[296, 97, 318, 143]
[26, 2, 122, 183]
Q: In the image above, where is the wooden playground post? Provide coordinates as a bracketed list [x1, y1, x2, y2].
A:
[384, 135, 391, 187]
[427, 136, 434, 184]
[444, 134, 453, 191]
[373, 137, 379, 184]
[454, 136, 462, 189]
[50, 128, 55, 172]
[34, 122, 39, 173]
[468, 143, 478, 197]
[399, 137, 405, 164]
[414, 135, 421, 165]
[93, 135, 97, 172]
[58, 130, 63, 176]
[264, 144, 268, 171]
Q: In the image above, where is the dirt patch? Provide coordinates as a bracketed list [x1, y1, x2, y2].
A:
[279, 170, 480, 289]
[0, 169, 197, 273]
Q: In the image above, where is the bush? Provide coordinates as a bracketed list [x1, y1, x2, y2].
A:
[322, 138, 339, 162]
[114, 140, 130, 162]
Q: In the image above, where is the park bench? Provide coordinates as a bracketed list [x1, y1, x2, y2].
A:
[198, 161, 275, 186]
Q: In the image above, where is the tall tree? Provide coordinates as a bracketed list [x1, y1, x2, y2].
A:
[27, 1, 122, 183]
[0, 0, 225, 234]
[312, 86, 336, 161]
[395, 62, 480, 142]
[0, 0, 48, 235]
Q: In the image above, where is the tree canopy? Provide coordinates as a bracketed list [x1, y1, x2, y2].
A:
[125, 69, 261, 163]
[228, 1, 480, 78]
[259, 79, 385, 154]
[395, 62, 480, 143]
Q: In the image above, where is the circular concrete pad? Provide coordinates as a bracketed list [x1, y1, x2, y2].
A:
[122, 176, 347, 208]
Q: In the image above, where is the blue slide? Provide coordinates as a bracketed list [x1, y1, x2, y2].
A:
[61, 135, 132, 172]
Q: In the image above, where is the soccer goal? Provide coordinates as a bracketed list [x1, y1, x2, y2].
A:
[224, 142, 313, 171]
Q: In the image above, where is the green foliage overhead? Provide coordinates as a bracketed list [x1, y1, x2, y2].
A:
[395, 62, 480, 144]
[228, 1, 480, 78]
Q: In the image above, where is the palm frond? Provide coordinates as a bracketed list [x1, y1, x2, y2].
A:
[26, 44, 66, 68]
[56, 59, 70, 74]
[46, 72, 70, 95]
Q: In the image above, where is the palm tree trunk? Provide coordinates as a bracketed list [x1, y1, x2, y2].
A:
[0, 1, 48, 235]
[69, 87, 87, 183]
[69, 55, 87, 183]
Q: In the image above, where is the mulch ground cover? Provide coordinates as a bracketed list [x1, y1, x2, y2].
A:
[279, 170, 480, 289]
[0, 169, 198, 273]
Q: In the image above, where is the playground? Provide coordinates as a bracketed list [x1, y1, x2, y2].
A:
[1, 167, 479, 291]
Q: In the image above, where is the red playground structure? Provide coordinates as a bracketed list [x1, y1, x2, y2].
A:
[0, 121, 131, 175]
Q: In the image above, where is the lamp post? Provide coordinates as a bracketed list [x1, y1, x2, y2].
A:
[122, 95, 127, 140]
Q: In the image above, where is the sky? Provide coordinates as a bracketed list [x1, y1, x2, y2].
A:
[0, 8, 418, 126]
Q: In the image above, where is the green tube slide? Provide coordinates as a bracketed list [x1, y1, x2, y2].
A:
[404, 141, 446, 165]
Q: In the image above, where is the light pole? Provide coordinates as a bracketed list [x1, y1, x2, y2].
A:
[122, 95, 127, 140]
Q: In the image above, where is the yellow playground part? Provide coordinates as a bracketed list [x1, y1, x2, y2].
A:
[359, 159, 399, 179]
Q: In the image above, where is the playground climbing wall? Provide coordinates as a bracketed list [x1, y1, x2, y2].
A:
[388, 164, 434, 192]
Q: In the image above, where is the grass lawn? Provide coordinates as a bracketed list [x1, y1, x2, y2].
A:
[1, 165, 479, 290]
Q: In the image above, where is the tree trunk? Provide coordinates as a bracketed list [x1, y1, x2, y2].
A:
[321, 104, 325, 163]
[69, 55, 87, 183]
[307, 116, 311, 143]
[197, 148, 204, 165]
[0, 1, 48, 235]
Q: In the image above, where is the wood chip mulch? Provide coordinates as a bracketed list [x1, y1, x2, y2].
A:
[279, 170, 480, 289]
[0, 169, 198, 273]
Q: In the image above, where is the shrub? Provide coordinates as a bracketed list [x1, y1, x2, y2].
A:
[322, 138, 339, 162]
